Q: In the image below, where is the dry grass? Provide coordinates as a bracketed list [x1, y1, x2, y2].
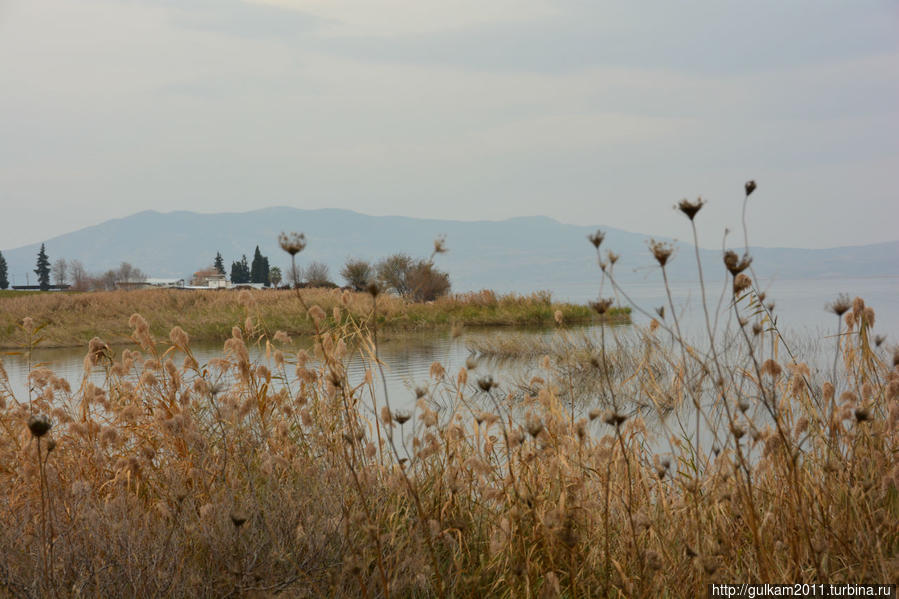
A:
[0, 288, 628, 349]
[0, 285, 896, 597]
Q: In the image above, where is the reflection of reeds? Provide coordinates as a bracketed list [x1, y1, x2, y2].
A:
[0, 183, 897, 597]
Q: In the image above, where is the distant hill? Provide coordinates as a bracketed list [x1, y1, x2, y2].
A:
[2, 207, 897, 299]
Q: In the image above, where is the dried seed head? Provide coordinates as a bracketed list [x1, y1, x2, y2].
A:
[414, 386, 427, 399]
[854, 406, 872, 423]
[602, 411, 628, 427]
[874, 335, 886, 348]
[590, 298, 613, 315]
[308, 305, 326, 323]
[861, 306, 875, 328]
[761, 359, 782, 378]
[28, 415, 52, 438]
[393, 411, 411, 425]
[744, 180, 757, 196]
[433, 235, 447, 255]
[828, 294, 851, 317]
[677, 197, 706, 221]
[477, 376, 497, 392]
[655, 306, 665, 320]
[733, 273, 752, 295]
[278, 232, 306, 256]
[366, 280, 381, 297]
[723, 250, 752, 276]
[752, 322, 763, 336]
[526, 420, 544, 438]
[587, 230, 605, 249]
[649, 240, 674, 267]
[230, 512, 247, 528]
[588, 408, 602, 421]
[606, 250, 620, 265]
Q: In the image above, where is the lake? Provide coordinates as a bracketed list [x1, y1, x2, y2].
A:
[2, 275, 896, 439]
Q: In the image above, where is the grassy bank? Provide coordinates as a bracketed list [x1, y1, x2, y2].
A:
[0, 287, 629, 348]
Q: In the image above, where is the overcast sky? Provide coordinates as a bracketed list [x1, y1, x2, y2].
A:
[1, 0, 897, 250]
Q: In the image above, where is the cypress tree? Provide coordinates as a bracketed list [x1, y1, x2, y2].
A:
[34, 243, 51, 291]
[251, 246, 264, 284]
[214, 252, 225, 275]
[0, 251, 8, 290]
[240, 255, 250, 284]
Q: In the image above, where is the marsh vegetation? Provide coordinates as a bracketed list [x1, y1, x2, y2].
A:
[0, 183, 896, 598]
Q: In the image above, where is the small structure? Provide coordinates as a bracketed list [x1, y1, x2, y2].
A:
[203, 274, 229, 289]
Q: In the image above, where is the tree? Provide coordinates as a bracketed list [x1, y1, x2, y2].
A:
[305, 261, 332, 287]
[0, 251, 8, 290]
[230, 255, 250, 284]
[52, 258, 68, 286]
[250, 246, 271, 285]
[407, 260, 451, 301]
[69, 260, 88, 291]
[340, 258, 373, 291]
[376, 254, 414, 296]
[214, 252, 226, 275]
[34, 244, 51, 291]
[269, 266, 282, 288]
[116, 262, 146, 283]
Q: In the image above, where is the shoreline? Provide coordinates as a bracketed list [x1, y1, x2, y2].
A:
[0, 287, 630, 350]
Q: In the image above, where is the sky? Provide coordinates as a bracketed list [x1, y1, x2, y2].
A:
[1, 0, 897, 250]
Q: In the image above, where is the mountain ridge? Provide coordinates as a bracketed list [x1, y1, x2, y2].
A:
[2, 207, 897, 296]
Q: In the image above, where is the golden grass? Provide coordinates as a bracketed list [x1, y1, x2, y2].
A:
[0, 285, 896, 597]
[0, 288, 629, 349]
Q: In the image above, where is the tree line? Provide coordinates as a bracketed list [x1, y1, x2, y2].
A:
[0, 244, 146, 291]
[0, 242, 452, 303]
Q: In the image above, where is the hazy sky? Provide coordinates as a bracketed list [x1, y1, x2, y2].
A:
[1, 0, 897, 250]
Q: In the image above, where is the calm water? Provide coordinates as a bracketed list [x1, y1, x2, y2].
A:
[2, 276, 896, 425]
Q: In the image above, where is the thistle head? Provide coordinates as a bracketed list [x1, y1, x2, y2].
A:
[278, 232, 307, 256]
[590, 298, 613, 316]
[28, 414, 52, 438]
[477, 376, 497, 392]
[587, 230, 605, 249]
[827, 294, 851, 317]
[677, 197, 705, 221]
[745, 180, 757, 196]
[649, 240, 674, 267]
[723, 250, 752, 276]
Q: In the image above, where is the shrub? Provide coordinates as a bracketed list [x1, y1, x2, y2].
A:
[340, 259, 374, 292]
[304, 261, 333, 287]
[407, 260, 450, 301]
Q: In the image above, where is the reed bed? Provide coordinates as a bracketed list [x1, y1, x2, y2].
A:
[0, 288, 628, 349]
[0, 185, 897, 597]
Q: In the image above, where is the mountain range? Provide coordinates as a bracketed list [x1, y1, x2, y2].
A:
[2, 207, 897, 300]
